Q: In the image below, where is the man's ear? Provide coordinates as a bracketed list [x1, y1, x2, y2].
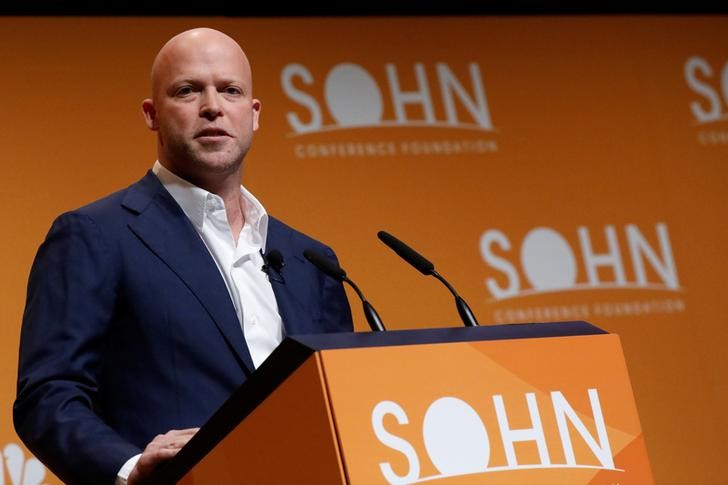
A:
[142, 99, 158, 130]
[252, 98, 261, 131]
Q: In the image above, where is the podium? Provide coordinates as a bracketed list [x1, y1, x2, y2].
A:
[152, 321, 653, 484]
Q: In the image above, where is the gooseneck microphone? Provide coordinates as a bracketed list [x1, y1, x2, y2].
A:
[303, 249, 386, 332]
[377, 231, 479, 327]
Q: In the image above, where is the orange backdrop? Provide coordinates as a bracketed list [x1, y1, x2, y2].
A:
[0, 16, 726, 484]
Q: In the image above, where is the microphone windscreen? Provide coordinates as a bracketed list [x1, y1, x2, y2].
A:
[377, 231, 434, 275]
[303, 249, 347, 282]
[266, 249, 284, 271]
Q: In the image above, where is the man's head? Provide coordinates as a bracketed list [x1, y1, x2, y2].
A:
[142, 28, 261, 188]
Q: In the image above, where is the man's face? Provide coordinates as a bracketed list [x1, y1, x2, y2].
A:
[143, 32, 261, 184]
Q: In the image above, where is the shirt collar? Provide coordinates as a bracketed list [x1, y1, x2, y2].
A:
[152, 161, 269, 251]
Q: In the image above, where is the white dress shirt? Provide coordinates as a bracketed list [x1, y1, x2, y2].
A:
[152, 161, 284, 367]
[116, 162, 284, 484]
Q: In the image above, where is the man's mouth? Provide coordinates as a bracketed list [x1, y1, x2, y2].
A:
[195, 128, 230, 139]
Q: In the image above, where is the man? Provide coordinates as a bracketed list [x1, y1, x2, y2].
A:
[14, 28, 353, 485]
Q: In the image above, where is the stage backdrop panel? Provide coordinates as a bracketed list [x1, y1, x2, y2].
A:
[0, 16, 725, 484]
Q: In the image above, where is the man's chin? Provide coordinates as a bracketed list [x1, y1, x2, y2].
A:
[191, 150, 245, 173]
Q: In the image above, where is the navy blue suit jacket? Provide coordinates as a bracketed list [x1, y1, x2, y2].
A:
[14, 171, 353, 485]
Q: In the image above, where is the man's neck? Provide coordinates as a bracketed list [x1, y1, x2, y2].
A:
[159, 160, 246, 241]
[223, 191, 245, 242]
[200, 177, 246, 243]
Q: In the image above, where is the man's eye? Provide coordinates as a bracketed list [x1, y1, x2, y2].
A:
[175, 86, 194, 96]
[224, 87, 242, 95]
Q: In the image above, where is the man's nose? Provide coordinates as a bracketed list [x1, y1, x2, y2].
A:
[199, 88, 222, 120]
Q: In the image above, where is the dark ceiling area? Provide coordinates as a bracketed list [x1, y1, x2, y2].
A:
[2, 1, 728, 16]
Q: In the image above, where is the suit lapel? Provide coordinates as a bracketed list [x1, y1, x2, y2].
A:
[122, 172, 256, 374]
[265, 220, 298, 335]
[268, 265, 304, 337]
[266, 218, 320, 336]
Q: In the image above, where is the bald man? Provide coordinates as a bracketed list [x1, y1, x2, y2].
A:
[14, 28, 353, 485]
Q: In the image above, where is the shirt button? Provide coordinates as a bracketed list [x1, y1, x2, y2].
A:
[250, 315, 258, 326]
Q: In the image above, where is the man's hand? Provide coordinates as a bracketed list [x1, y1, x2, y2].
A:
[127, 428, 199, 485]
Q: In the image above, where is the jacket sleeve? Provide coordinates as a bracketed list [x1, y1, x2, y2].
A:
[14, 212, 141, 485]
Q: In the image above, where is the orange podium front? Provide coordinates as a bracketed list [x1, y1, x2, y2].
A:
[154, 322, 653, 484]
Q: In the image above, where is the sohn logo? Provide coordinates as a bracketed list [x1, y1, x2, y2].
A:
[280, 62, 498, 158]
[372, 389, 617, 484]
[684, 55, 728, 145]
[479, 223, 685, 323]
[0, 443, 46, 485]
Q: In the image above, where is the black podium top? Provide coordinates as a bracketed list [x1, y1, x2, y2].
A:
[292, 320, 605, 351]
